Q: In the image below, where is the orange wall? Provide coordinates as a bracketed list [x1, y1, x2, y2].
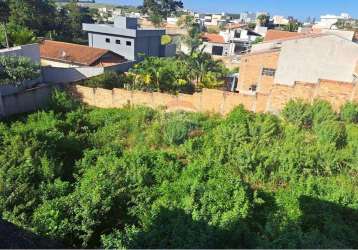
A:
[70, 79, 358, 115]
[238, 51, 280, 94]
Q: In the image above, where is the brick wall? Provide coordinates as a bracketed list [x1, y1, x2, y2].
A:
[238, 51, 279, 94]
[70, 79, 358, 115]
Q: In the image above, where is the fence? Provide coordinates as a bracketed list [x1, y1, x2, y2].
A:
[70, 79, 358, 115]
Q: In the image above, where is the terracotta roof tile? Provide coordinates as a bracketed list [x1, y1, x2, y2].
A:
[201, 33, 225, 43]
[39, 40, 125, 66]
[262, 32, 327, 44]
[225, 23, 246, 30]
[264, 30, 307, 42]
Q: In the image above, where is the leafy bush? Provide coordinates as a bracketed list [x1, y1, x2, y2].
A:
[0, 55, 40, 85]
[310, 100, 337, 127]
[0, 96, 357, 249]
[281, 99, 312, 128]
[340, 102, 358, 123]
[126, 54, 228, 93]
[314, 120, 347, 149]
[49, 89, 80, 113]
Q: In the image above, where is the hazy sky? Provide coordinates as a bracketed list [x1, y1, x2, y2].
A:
[97, 0, 357, 20]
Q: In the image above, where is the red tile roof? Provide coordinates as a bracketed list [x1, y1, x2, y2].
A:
[264, 30, 307, 42]
[201, 33, 225, 43]
[39, 40, 126, 66]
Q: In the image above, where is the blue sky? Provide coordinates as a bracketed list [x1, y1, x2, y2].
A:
[97, 0, 357, 20]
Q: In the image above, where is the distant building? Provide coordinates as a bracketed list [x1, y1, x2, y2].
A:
[273, 15, 289, 26]
[202, 13, 228, 26]
[239, 12, 257, 23]
[200, 27, 261, 56]
[313, 13, 351, 30]
[83, 16, 176, 61]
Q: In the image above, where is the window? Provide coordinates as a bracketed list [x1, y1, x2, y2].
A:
[116, 40, 121, 44]
[262, 68, 276, 77]
[249, 84, 257, 92]
[105, 38, 110, 43]
[126, 41, 132, 46]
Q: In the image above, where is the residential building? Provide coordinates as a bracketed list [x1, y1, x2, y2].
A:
[39, 40, 134, 84]
[39, 40, 126, 68]
[237, 34, 358, 95]
[201, 27, 261, 56]
[203, 13, 228, 27]
[254, 26, 268, 37]
[273, 15, 289, 25]
[239, 12, 257, 23]
[201, 33, 234, 56]
[313, 13, 351, 30]
[83, 16, 176, 61]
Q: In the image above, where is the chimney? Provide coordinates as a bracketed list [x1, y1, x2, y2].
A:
[114, 16, 138, 29]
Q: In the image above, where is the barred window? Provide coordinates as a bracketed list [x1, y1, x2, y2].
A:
[249, 84, 257, 92]
[262, 68, 276, 77]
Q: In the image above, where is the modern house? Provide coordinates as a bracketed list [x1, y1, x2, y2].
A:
[82, 16, 176, 61]
[39, 40, 133, 84]
[39, 40, 127, 68]
[237, 34, 358, 95]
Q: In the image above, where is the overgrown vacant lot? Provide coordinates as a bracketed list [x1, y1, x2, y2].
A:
[0, 91, 357, 249]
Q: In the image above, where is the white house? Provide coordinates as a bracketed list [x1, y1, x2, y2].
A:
[273, 16, 289, 26]
[313, 13, 351, 30]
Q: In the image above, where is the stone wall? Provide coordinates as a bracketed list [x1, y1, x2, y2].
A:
[70, 79, 358, 115]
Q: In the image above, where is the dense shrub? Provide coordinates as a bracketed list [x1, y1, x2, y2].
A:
[0, 96, 357, 249]
[340, 102, 358, 123]
[281, 99, 313, 128]
[310, 100, 337, 127]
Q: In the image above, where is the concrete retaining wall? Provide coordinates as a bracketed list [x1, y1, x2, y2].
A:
[42, 67, 105, 84]
[0, 84, 59, 117]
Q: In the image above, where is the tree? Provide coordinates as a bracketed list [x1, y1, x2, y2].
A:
[60, 1, 94, 43]
[141, 0, 183, 25]
[283, 20, 301, 32]
[7, 0, 57, 36]
[0, 55, 40, 85]
[256, 14, 269, 26]
[177, 15, 203, 54]
[0, 23, 37, 46]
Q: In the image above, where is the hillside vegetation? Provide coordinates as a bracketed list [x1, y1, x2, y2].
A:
[0, 91, 357, 248]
